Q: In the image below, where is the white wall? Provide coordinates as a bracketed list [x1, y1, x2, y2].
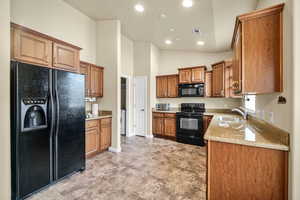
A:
[292, 0, 300, 199]
[121, 35, 134, 76]
[96, 20, 122, 151]
[157, 50, 242, 108]
[121, 35, 134, 136]
[11, 0, 97, 64]
[256, 0, 285, 8]
[0, 1, 11, 199]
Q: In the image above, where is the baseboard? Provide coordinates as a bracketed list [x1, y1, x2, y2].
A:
[108, 146, 122, 153]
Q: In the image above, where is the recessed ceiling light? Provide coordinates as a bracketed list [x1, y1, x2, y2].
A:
[175, 38, 181, 41]
[197, 41, 205, 46]
[170, 28, 175, 32]
[134, 4, 144, 12]
[160, 13, 167, 19]
[165, 40, 173, 45]
[182, 0, 193, 8]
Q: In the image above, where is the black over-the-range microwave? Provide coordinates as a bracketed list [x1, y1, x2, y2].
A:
[178, 83, 205, 97]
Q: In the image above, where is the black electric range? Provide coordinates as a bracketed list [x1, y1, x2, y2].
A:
[176, 103, 206, 146]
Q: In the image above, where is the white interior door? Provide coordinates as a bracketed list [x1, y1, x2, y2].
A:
[134, 76, 147, 136]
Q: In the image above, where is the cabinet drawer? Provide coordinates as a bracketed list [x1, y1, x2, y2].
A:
[164, 113, 176, 118]
[100, 118, 112, 126]
[86, 120, 98, 129]
[153, 112, 164, 118]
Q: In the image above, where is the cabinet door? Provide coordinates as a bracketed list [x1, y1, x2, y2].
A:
[53, 43, 80, 72]
[224, 66, 231, 98]
[152, 113, 164, 136]
[167, 75, 179, 98]
[90, 66, 102, 97]
[232, 25, 242, 94]
[191, 67, 205, 83]
[100, 118, 112, 151]
[179, 69, 192, 84]
[164, 114, 176, 137]
[12, 28, 52, 68]
[85, 128, 99, 157]
[203, 115, 213, 133]
[205, 72, 212, 97]
[156, 76, 168, 98]
[99, 68, 104, 97]
[79, 62, 91, 96]
[212, 64, 225, 97]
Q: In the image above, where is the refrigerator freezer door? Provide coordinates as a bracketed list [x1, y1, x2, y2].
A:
[53, 70, 85, 180]
[11, 62, 52, 199]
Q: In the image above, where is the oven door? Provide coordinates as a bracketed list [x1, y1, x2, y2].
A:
[176, 113, 203, 137]
[179, 84, 204, 97]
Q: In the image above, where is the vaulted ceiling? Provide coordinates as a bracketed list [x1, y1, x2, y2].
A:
[63, 0, 258, 52]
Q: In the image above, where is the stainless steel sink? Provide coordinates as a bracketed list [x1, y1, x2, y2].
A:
[218, 116, 242, 123]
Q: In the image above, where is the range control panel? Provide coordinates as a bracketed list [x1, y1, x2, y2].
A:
[23, 98, 47, 105]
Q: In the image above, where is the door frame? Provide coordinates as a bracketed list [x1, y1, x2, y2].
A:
[133, 76, 147, 137]
[121, 75, 132, 137]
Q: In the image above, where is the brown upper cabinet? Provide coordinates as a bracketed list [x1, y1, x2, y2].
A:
[231, 4, 284, 94]
[11, 27, 53, 68]
[178, 66, 206, 84]
[80, 61, 104, 97]
[156, 74, 178, 98]
[11, 23, 81, 72]
[90, 65, 104, 97]
[212, 62, 225, 97]
[53, 42, 80, 72]
[79, 61, 91, 96]
[205, 71, 212, 97]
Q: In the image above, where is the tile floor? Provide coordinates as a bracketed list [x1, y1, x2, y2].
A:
[29, 136, 207, 200]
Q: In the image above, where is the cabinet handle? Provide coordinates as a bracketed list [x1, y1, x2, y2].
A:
[232, 81, 239, 89]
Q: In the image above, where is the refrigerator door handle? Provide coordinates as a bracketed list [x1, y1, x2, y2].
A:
[53, 71, 60, 179]
[48, 87, 55, 182]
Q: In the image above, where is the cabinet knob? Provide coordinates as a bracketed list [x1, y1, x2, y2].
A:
[232, 81, 239, 89]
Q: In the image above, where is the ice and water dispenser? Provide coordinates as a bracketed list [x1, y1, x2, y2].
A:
[21, 98, 48, 132]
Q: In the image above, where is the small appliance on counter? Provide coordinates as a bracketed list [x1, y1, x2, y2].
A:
[92, 103, 99, 116]
[176, 103, 206, 146]
[155, 103, 170, 111]
[178, 83, 205, 97]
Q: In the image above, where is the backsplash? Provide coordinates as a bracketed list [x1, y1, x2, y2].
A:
[157, 97, 242, 109]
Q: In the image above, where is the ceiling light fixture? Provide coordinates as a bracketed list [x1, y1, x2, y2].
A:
[165, 40, 173, 45]
[197, 41, 205, 46]
[182, 0, 193, 8]
[134, 4, 145, 13]
[169, 28, 175, 32]
[160, 13, 167, 19]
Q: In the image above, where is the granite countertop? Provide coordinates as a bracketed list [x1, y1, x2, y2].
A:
[86, 111, 112, 121]
[204, 113, 289, 151]
[152, 108, 289, 151]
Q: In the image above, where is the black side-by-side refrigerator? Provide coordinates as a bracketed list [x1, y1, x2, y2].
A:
[11, 61, 86, 200]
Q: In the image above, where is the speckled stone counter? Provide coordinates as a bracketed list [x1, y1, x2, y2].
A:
[86, 111, 112, 121]
[204, 113, 289, 151]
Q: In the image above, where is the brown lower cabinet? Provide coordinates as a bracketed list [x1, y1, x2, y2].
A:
[85, 118, 112, 158]
[152, 112, 176, 139]
[207, 140, 288, 200]
[203, 115, 213, 133]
